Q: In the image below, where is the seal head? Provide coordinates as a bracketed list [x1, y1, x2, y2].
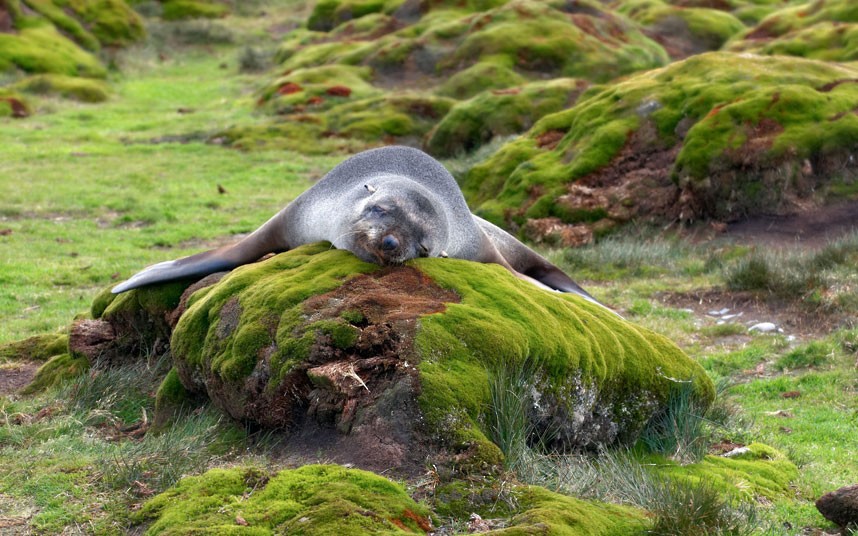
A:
[341, 177, 447, 265]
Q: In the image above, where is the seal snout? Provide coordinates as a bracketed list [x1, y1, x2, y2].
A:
[381, 234, 399, 251]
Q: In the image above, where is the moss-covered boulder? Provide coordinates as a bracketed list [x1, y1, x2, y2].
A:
[133, 464, 433, 534]
[159, 0, 229, 21]
[727, 0, 858, 61]
[618, 0, 747, 59]
[69, 281, 188, 367]
[462, 51, 858, 241]
[13, 73, 109, 101]
[168, 242, 712, 472]
[426, 78, 589, 157]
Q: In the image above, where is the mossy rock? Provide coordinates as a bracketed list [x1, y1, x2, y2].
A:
[426, 77, 588, 157]
[0, 25, 106, 77]
[0, 332, 69, 363]
[70, 281, 188, 367]
[435, 59, 526, 100]
[307, 0, 404, 32]
[728, 0, 858, 61]
[13, 73, 110, 102]
[257, 64, 381, 115]
[160, 0, 229, 20]
[618, 0, 747, 59]
[463, 51, 858, 229]
[0, 92, 31, 117]
[326, 93, 455, 141]
[133, 464, 432, 534]
[170, 242, 712, 471]
[153, 367, 204, 428]
[21, 352, 90, 394]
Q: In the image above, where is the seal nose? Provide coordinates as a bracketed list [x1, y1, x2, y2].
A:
[381, 235, 399, 251]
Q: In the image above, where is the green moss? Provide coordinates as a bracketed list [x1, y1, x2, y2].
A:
[619, 0, 746, 56]
[153, 367, 202, 428]
[161, 0, 228, 20]
[307, 0, 399, 32]
[412, 256, 714, 450]
[171, 243, 379, 392]
[499, 485, 649, 535]
[13, 73, 110, 102]
[90, 286, 117, 319]
[21, 352, 90, 394]
[134, 464, 432, 535]
[0, 25, 106, 77]
[258, 64, 381, 114]
[427, 78, 587, 157]
[325, 94, 455, 141]
[445, 0, 668, 83]
[21, 0, 100, 51]
[435, 59, 526, 100]
[311, 319, 361, 349]
[652, 443, 799, 500]
[464, 51, 858, 224]
[0, 332, 69, 363]
[69, 0, 145, 47]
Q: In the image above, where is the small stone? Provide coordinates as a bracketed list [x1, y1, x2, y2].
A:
[816, 484, 858, 528]
[749, 322, 777, 333]
[722, 446, 751, 458]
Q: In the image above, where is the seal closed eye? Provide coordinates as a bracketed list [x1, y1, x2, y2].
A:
[112, 146, 614, 314]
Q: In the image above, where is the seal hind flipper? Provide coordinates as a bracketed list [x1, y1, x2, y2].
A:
[471, 215, 610, 309]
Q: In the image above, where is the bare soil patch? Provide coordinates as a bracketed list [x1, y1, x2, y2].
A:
[0, 361, 39, 396]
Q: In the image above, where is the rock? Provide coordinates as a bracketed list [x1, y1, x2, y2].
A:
[749, 322, 778, 333]
[816, 484, 858, 529]
[168, 242, 714, 473]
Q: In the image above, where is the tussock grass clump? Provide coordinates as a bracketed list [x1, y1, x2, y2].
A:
[775, 340, 836, 371]
[561, 235, 702, 279]
[723, 232, 858, 311]
[640, 382, 711, 465]
[487, 360, 541, 472]
[99, 408, 228, 495]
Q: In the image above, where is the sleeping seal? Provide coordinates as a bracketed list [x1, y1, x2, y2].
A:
[112, 146, 609, 311]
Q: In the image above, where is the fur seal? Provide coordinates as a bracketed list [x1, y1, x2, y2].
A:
[112, 146, 609, 311]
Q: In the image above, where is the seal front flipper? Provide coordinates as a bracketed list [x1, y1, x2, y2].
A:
[112, 210, 294, 294]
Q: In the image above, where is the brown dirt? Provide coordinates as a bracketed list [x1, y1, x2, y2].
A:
[722, 199, 858, 249]
[0, 362, 40, 396]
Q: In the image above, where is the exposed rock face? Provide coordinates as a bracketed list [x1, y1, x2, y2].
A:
[164, 242, 713, 472]
[816, 484, 858, 529]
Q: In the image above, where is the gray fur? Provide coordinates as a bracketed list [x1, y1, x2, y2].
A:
[112, 147, 610, 312]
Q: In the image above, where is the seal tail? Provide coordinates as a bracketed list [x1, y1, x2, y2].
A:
[112, 212, 291, 294]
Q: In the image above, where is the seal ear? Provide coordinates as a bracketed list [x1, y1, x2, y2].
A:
[364, 184, 376, 194]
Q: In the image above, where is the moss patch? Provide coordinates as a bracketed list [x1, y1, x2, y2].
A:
[21, 352, 90, 394]
[0, 25, 106, 77]
[729, 0, 858, 62]
[13, 73, 110, 102]
[134, 464, 432, 534]
[427, 78, 588, 157]
[502, 485, 648, 535]
[652, 443, 799, 501]
[0, 332, 69, 363]
[160, 0, 229, 20]
[153, 367, 203, 428]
